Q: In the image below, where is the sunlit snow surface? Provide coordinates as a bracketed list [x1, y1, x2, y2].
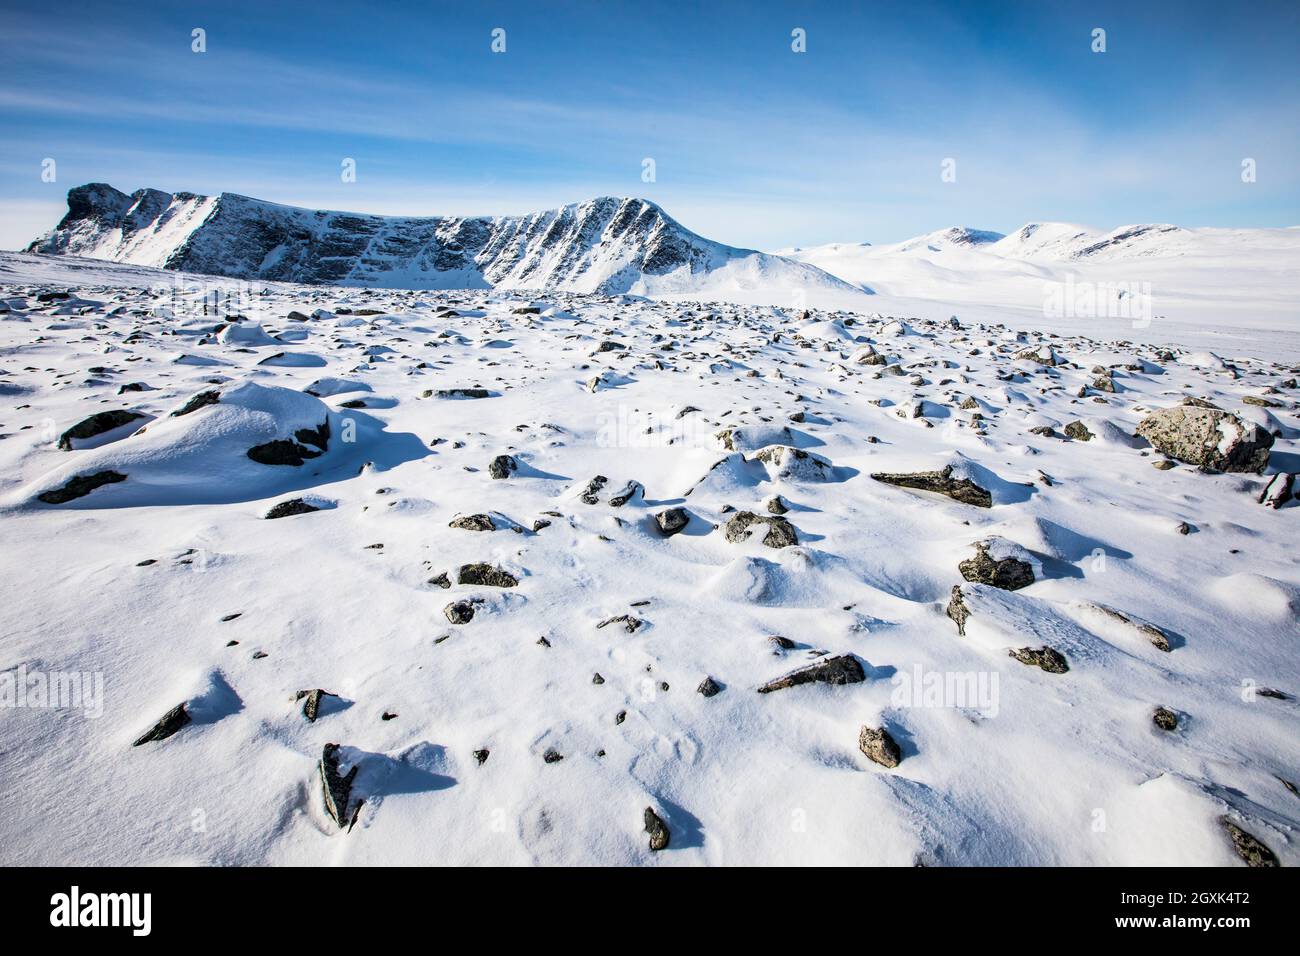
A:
[0, 251, 1296, 865]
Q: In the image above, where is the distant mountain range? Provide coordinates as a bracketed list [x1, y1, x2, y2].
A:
[26, 184, 865, 301]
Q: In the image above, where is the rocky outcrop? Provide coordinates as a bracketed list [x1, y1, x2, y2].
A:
[131, 703, 191, 746]
[1136, 405, 1272, 472]
[757, 655, 865, 693]
[37, 470, 127, 504]
[724, 511, 798, 548]
[57, 410, 145, 450]
[871, 465, 992, 507]
[958, 540, 1035, 591]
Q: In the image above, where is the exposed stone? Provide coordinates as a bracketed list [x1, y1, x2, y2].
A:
[870, 464, 992, 508]
[757, 654, 865, 693]
[488, 454, 518, 479]
[436, 388, 490, 399]
[1221, 818, 1279, 867]
[946, 585, 971, 636]
[1008, 646, 1069, 673]
[449, 513, 496, 531]
[1063, 420, 1093, 441]
[132, 703, 191, 746]
[444, 600, 477, 624]
[1153, 706, 1178, 731]
[609, 480, 643, 507]
[858, 725, 902, 768]
[958, 540, 1035, 591]
[765, 494, 789, 515]
[457, 563, 518, 588]
[37, 470, 127, 504]
[295, 688, 337, 722]
[579, 474, 608, 504]
[247, 419, 330, 466]
[1136, 405, 1272, 472]
[724, 510, 798, 548]
[597, 614, 643, 633]
[265, 498, 321, 519]
[319, 742, 360, 830]
[57, 409, 145, 450]
[1259, 472, 1294, 509]
[654, 507, 689, 536]
[543, 748, 564, 763]
[644, 807, 671, 851]
[427, 571, 451, 589]
[697, 676, 722, 698]
[171, 389, 221, 417]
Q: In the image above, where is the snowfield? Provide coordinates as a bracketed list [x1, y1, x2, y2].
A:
[0, 250, 1296, 866]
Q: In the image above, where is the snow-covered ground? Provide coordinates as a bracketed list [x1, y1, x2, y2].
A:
[0, 251, 1296, 866]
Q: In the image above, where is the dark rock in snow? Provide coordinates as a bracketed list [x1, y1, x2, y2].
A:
[295, 688, 337, 722]
[132, 703, 192, 746]
[1008, 646, 1069, 673]
[265, 498, 321, 519]
[57, 409, 145, 450]
[473, 748, 490, 766]
[436, 388, 491, 399]
[1152, 706, 1178, 731]
[654, 507, 689, 536]
[450, 513, 496, 531]
[858, 725, 903, 768]
[319, 743, 360, 830]
[37, 470, 127, 504]
[946, 585, 971, 636]
[1136, 405, 1272, 472]
[488, 454, 518, 479]
[579, 474, 608, 504]
[457, 563, 518, 588]
[1258, 472, 1293, 509]
[870, 464, 992, 508]
[644, 807, 671, 851]
[543, 748, 564, 764]
[171, 389, 221, 417]
[444, 600, 478, 624]
[724, 510, 798, 548]
[757, 654, 865, 693]
[1063, 420, 1093, 441]
[597, 614, 643, 633]
[246, 419, 330, 466]
[609, 480, 643, 507]
[697, 676, 722, 697]
[1220, 817, 1278, 867]
[958, 540, 1035, 591]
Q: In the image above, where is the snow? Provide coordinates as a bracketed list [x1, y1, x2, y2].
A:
[0, 248, 1296, 867]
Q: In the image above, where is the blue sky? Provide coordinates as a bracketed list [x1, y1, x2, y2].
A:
[1, 0, 1297, 251]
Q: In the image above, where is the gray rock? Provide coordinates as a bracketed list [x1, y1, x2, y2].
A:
[37, 470, 127, 504]
[609, 480, 643, 507]
[946, 585, 971, 636]
[457, 563, 518, 588]
[858, 725, 902, 768]
[1152, 706, 1178, 731]
[958, 541, 1035, 591]
[644, 806, 671, 851]
[295, 688, 338, 722]
[1221, 817, 1278, 867]
[444, 600, 477, 624]
[596, 614, 643, 633]
[171, 389, 221, 417]
[765, 494, 789, 515]
[1008, 646, 1069, 673]
[724, 510, 798, 548]
[654, 507, 690, 536]
[870, 464, 992, 508]
[449, 513, 496, 531]
[757, 654, 865, 693]
[1259, 472, 1294, 509]
[1136, 406, 1272, 472]
[436, 388, 490, 399]
[265, 498, 320, 519]
[1063, 420, 1093, 441]
[488, 454, 518, 479]
[579, 475, 608, 504]
[319, 742, 360, 830]
[57, 409, 145, 450]
[132, 703, 191, 746]
[697, 676, 722, 697]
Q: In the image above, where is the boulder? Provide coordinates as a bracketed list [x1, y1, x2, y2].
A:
[958, 539, 1036, 591]
[871, 464, 992, 508]
[757, 654, 865, 693]
[57, 409, 145, 450]
[858, 725, 902, 768]
[131, 703, 191, 746]
[1136, 406, 1272, 472]
[724, 511, 798, 548]
[457, 563, 518, 588]
[654, 507, 690, 536]
[644, 807, 671, 851]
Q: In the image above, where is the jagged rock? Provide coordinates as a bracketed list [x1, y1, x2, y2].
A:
[958, 540, 1035, 591]
[1136, 406, 1272, 472]
[597, 614, 643, 633]
[444, 600, 477, 624]
[1015, 345, 1059, 366]
[1063, 420, 1093, 441]
[1259, 472, 1294, 509]
[858, 725, 902, 768]
[871, 465, 992, 508]
[644, 807, 671, 851]
[1028, 425, 1059, 438]
[654, 507, 689, 536]
[57, 409, 145, 450]
[473, 749, 490, 765]
[457, 563, 517, 588]
[319, 743, 360, 830]
[946, 585, 971, 636]
[757, 654, 865, 693]
[1086, 603, 1172, 652]
[1152, 707, 1178, 731]
[724, 511, 798, 548]
[609, 480, 643, 507]
[579, 475, 608, 504]
[1008, 646, 1069, 673]
[765, 494, 789, 515]
[295, 688, 337, 722]
[131, 703, 191, 746]
[1092, 375, 1116, 392]
[246, 419, 331, 466]
[449, 513, 496, 531]
[750, 444, 832, 480]
[488, 454, 518, 479]
[697, 676, 722, 698]
[436, 388, 490, 399]
[543, 748, 564, 763]
[1221, 818, 1279, 867]
[265, 498, 320, 519]
[171, 389, 220, 417]
[427, 571, 451, 589]
[37, 470, 127, 504]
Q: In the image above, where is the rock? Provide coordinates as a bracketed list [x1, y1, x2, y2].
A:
[1063, 420, 1093, 441]
[543, 748, 564, 763]
[1016, 345, 1059, 366]
[449, 513, 496, 531]
[609, 480, 643, 507]
[767, 635, 796, 651]
[531, 518, 551, 532]
[724, 511, 798, 548]
[1152, 706, 1178, 731]
[295, 688, 337, 722]
[697, 676, 722, 697]
[57, 409, 145, 450]
[596, 614, 643, 633]
[870, 464, 992, 508]
[131, 703, 191, 746]
[1220, 818, 1279, 867]
[1086, 603, 1171, 652]
[319, 743, 360, 830]
[171, 389, 221, 417]
[1242, 395, 1280, 407]
[1152, 459, 1176, 470]
[427, 571, 451, 589]
[1028, 425, 1059, 438]
[488, 454, 518, 479]
[946, 585, 971, 636]
[436, 388, 490, 399]
[246, 419, 331, 466]
[765, 494, 789, 515]
[37, 467, 128, 505]
[750, 444, 832, 481]
[1136, 406, 1272, 472]
[592, 672, 605, 685]
[644, 807, 671, 851]
[1258, 473, 1294, 509]
[958, 540, 1035, 591]
[654, 507, 689, 536]
[858, 725, 902, 768]
[757, 654, 865, 693]
[579, 475, 608, 504]
[473, 749, 490, 766]
[457, 563, 518, 588]
[444, 600, 477, 624]
[1008, 646, 1069, 673]
[265, 498, 321, 519]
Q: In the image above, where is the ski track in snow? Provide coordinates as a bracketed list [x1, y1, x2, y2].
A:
[0, 251, 1297, 866]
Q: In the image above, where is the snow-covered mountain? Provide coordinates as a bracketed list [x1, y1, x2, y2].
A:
[27, 184, 867, 303]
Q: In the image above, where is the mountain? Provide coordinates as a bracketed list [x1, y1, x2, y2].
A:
[27, 184, 867, 302]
